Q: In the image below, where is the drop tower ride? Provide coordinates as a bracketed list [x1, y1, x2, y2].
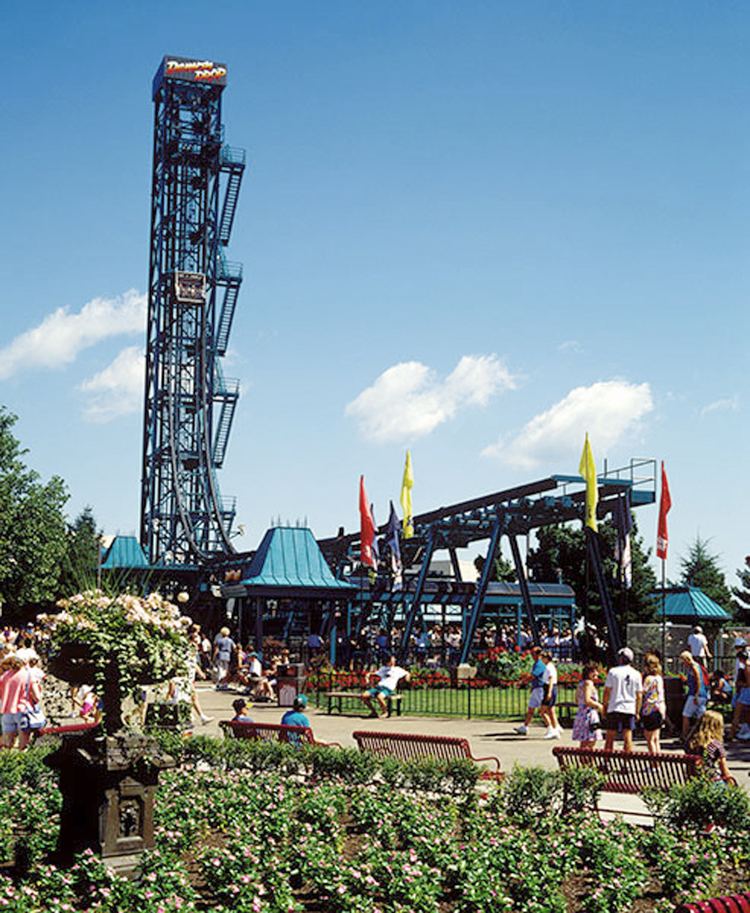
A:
[140, 56, 245, 564]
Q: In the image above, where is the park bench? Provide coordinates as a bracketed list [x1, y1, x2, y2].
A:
[35, 722, 98, 740]
[675, 890, 750, 913]
[325, 690, 403, 717]
[220, 720, 340, 748]
[352, 730, 503, 781]
[553, 745, 701, 819]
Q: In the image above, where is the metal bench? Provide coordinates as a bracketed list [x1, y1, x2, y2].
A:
[675, 891, 750, 913]
[553, 745, 701, 819]
[352, 730, 503, 780]
[325, 690, 403, 717]
[220, 720, 340, 747]
[552, 745, 701, 794]
[34, 722, 99, 740]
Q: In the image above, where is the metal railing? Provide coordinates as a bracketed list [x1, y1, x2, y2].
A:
[311, 671, 578, 720]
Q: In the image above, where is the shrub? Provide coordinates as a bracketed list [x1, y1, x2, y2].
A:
[644, 776, 750, 834]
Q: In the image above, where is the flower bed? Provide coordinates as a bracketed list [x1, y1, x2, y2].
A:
[2, 738, 749, 912]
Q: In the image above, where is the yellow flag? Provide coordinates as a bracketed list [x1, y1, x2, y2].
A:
[400, 450, 414, 538]
[578, 433, 598, 531]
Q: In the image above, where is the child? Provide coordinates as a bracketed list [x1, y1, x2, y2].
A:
[688, 710, 733, 784]
[540, 651, 561, 740]
[231, 698, 253, 723]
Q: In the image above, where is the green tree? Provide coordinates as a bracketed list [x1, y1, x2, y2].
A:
[526, 518, 657, 628]
[678, 535, 733, 614]
[59, 506, 101, 597]
[474, 552, 517, 582]
[732, 556, 750, 622]
[0, 408, 69, 618]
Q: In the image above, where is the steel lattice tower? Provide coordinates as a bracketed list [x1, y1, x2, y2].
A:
[140, 56, 245, 564]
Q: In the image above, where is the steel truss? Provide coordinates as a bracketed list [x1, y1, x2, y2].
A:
[319, 460, 656, 661]
[140, 57, 245, 564]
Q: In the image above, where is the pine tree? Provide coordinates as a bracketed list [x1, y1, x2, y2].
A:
[732, 556, 750, 621]
[678, 535, 733, 614]
[59, 506, 101, 597]
[526, 517, 657, 629]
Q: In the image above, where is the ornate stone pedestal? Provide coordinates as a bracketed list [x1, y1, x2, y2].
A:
[46, 730, 174, 877]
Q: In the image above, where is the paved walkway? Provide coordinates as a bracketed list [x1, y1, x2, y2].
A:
[194, 684, 750, 784]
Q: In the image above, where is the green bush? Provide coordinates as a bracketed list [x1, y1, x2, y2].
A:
[498, 765, 562, 823]
[644, 776, 750, 834]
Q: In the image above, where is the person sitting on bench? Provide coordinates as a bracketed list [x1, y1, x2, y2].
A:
[361, 656, 409, 718]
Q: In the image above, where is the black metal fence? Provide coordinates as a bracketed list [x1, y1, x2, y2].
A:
[311, 673, 579, 720]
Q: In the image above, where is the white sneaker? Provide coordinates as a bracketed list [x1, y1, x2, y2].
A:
[543, 728, 561, 740]
[514, 724, 528, 735]
[737, 726, 750, 741]
[200, 715, 213, 725]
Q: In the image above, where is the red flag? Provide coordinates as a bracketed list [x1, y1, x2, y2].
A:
[359, 475, 376, 568]
[656, 461, 672, 560]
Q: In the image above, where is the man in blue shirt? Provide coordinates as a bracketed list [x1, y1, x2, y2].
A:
[281, 694, 311, 729]
[514, 646, 546, 736]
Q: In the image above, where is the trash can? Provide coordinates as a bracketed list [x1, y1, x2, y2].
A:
[664, 676, 685, 733]
[277, 663, 307, 707]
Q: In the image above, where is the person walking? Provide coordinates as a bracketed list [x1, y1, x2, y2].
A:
[603, 647, 643, 753]
[571, 662, 603, 748]
[540, 650, 561, 739]
[687, 626, 711, 666]
[514, 646, 546, 736]
[640, 653, 666, 753]
[680, 650, 709, 740]
[213, 627, 236, 691]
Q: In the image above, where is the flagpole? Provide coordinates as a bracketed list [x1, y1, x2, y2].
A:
[660, 557, 666, 667]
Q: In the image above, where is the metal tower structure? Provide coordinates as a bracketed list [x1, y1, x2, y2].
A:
[140, 56, 245, 564]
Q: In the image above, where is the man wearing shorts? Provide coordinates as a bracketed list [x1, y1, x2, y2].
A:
[603, 647, 642, 753]
[514, 646, 546, 736]
[361, 655, 409, 718]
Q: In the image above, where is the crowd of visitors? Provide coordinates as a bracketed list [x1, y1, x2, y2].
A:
[2, 619, 749, 769]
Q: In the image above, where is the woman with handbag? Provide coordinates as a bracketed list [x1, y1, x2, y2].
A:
[0, 649, 44, 749]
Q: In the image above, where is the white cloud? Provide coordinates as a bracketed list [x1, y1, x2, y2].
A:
[557, 340, 582, 354]
[482, 380, 653, 469]
[700, 395, 739, 417]
[0, 290, 146, 379]
[79, 346, 144, 423]
[346, 354, 516, 443]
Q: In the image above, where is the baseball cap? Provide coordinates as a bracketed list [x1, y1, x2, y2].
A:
[735, 637, 748, 648]
[293, 694, 308, 710]
[618, 647, 634, 663]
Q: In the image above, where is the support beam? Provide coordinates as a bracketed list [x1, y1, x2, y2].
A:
[254, 598, 264, 658]
[399, 530, 436, 660]
[508, 534, 541, 645]
[448, 547, 463, 582]
[585, 527, 621, 658]
[459, 517, 503, 665]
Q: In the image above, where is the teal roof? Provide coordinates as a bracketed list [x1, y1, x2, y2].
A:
[100, 536, 150, 570]
[652, 586, 731, 621]
[239, 527, 355, 592]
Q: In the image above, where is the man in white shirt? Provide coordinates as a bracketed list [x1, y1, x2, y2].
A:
[603, 647, 643, 753]
[360, 655, 410, 718]
[687, 626, 711, 665]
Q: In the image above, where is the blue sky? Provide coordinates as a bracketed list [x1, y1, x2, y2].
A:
[0, 2, 747, 586]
